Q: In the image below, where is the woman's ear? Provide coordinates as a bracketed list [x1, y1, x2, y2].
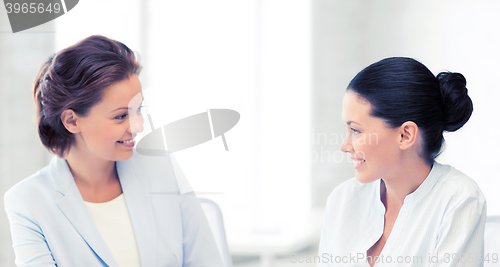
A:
[398, 121, 419, 150]
[61, 109, 80, 134]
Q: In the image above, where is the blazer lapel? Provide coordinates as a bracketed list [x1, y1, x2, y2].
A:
[117, 155, 158, 267]
[50, 156, 119, 267]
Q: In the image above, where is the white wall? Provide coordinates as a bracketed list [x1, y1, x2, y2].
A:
[143, 0, 313, 239]
[0, 10, 55, 267]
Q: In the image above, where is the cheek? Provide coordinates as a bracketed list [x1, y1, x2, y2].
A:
[371, 135, 399, 161]
[352, 133, 391, 159]
[351, 134, 373, 153]
[352, 139, 371, 158]
[87, 123, 124, 143]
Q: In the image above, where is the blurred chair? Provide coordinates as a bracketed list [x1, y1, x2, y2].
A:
[484, 216, 500, 267]
[199, 198, 233, 267]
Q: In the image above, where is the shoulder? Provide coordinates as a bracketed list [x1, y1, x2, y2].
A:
[430, 162, 486, 219]
[3, 164, 59, 223]
[433, 162, 485, 202]
[4, 164, 53, 204]
[428, 163, 487, 239]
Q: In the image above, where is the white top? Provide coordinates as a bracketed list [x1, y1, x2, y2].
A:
[318, 161, 487, 267]
[85, 194, 141, 267]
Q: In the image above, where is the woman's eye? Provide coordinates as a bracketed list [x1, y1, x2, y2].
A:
[115, 113, 128, 120]
[137, 105, 144, 114]
[351, 128, 360, 134]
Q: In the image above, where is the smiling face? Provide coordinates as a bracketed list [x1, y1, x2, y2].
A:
[340, 90, 403, 183]
[71, 74, 144, 162]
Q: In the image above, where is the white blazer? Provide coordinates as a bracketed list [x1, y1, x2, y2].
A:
[4, 151, 223, 267]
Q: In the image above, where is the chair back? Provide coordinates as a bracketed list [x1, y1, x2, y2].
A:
[199, 198, 233, 267]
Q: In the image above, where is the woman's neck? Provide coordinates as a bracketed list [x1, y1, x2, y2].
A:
[65, 146, 119, 190]
[381, 157, 432, 209]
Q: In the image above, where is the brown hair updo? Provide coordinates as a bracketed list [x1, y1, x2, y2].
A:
[34, 35, 141, 157]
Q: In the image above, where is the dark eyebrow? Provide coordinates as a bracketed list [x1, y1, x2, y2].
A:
[111, 107, 130, 113]
[347, 121, 361, 126]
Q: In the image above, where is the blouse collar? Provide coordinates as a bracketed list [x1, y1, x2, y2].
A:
[373, 161, 446, 209]
[402, 161, 443, 204]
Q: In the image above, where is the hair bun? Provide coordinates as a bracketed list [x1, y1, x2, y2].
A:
[437, 71, 473, 132]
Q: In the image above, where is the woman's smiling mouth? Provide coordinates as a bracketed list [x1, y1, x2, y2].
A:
[352, 158, 366, 168]
[117, 138, 135, 147]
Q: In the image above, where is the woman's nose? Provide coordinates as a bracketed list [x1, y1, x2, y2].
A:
[340, 134, 353, 153]
[129, 113, 144, 134]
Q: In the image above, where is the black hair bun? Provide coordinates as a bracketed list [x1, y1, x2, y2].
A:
[437, 72, 473, 132]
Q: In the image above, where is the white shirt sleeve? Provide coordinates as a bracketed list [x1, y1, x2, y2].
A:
[4, 190, 57, 267]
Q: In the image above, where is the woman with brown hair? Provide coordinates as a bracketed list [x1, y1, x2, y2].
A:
[4, 35, 223, 267]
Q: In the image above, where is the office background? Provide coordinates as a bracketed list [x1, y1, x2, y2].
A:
[1, 1, 499, 266]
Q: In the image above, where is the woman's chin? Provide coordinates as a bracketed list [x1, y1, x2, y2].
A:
[113, 150, 134, 161]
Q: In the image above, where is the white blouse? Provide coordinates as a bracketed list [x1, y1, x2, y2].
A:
[318, 161, 487, 267]
[85, 194, 141, 267]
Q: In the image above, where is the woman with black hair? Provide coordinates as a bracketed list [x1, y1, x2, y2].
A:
[4, 35, 223, 267]
[318, 57, 486, 267]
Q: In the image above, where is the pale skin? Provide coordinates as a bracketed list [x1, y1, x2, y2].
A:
[60, 74, 144, 203]
[340, 90, 432, 267]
